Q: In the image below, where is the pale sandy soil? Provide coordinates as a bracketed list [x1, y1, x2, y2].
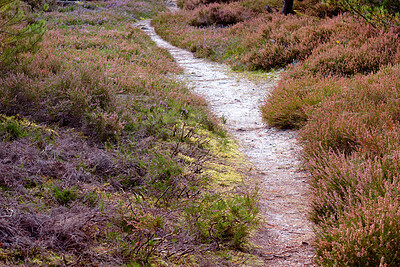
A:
[135, 18, 316, 266]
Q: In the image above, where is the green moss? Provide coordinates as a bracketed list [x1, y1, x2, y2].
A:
[0, 114, 59, 141]
[204, 163, 243, 190]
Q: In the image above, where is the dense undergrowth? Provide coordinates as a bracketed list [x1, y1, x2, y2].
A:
[0, 0, 261, 265]
[153, 0, 400, 265]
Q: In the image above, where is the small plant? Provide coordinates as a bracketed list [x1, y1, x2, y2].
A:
[185, 193, 258, 249]
[85, 111, 124, 142]
[52, 185, 79, 206]
[148, 153, 183, 198]
[0, 0, 46, 68]
[0, 115, 26, 140]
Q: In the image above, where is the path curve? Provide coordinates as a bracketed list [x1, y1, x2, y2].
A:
[135, 19, 315, 266]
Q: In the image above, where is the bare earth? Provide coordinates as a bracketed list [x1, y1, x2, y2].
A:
[135, 19, 316, 266]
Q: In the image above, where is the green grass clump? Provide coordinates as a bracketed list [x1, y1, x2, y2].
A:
[185, 193, 258, 249]
[0, 116, 26, 141]
[52, 185, 79, 206]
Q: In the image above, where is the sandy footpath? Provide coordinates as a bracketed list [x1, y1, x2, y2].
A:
[136, 19, 315, 266]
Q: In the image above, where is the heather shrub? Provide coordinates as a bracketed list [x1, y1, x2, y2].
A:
[244, 14, 399, 73]
[294, 0, 342, 18]
[179, 0, 282, 11]
[178, 0, 239, 10]
[231, 14, 335, 70]
[299, 64, 400, 265]
[316, 193, 400, 266]
[157, 11, 399, 73]
[264, 43, 400, 129]
[301, 101, 365, 155]
[300, 65, 400, 156]
[85, 111, 124, 141]
[295, 26, 400, 77]
[300, 101, 400, 158]
[189, 2, 254, 27]
[308, 151, 400, 223]
[262, 75, 341, 129]
[155, 7, 399, 75]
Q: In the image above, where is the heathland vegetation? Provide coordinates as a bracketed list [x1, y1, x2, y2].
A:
[0, 0, 260, 265]
[152, 0, 400, 265]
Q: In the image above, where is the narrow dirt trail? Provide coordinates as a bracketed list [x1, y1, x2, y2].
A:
[135, 20, 315, 266]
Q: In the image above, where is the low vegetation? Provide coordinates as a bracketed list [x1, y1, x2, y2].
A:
[0, 0, 260, 265]
[153, 0, 400, 265]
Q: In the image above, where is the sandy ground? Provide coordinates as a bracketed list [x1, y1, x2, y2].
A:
[135, 19, 316, 266]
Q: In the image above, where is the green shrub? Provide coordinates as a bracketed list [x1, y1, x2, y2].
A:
[0, 0, 46, 68]
[185, 193, 258, 249]
[0, 115, 25, 140]
[325, 0, 400, 28]
[52, 185, 79, 206]
[22, 0, 57, 11]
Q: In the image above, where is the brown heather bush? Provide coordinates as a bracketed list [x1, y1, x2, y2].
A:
[189, 2, 254, 27]
[300, 65, 400, 156]
[297, 64, 400, 265]
[264, 27, 400, 128]
[179, 0, 282, 11]
[240, 14, 400, 72]
[293, 25, 400, 77]
[233, 14, 369, 70]
[308, 151, 400, 222]
[179, 0, 339, 17]
[262, 75, 341, 129]
[294, 0, 342, 18]
[316, 193, 400, 266]
[178, 0, 240, 10]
